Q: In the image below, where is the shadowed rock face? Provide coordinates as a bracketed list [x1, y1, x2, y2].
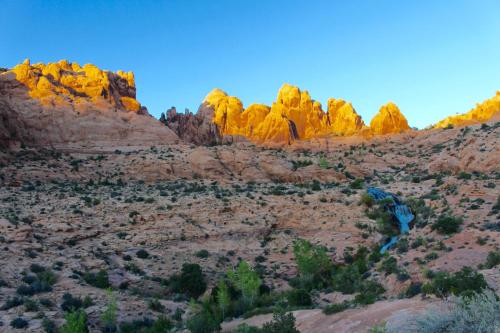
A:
[434, 91, 500, 128]
[160, 105, 222, 146]
[0, 59, 177, 148]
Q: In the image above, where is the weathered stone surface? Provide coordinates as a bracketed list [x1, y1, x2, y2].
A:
[435, 91, 500, 128]
[0, 59, 177, 148]
[370, 102, 410, 135]
[161, 105, 222, 146]
[327, 98, 365, 135]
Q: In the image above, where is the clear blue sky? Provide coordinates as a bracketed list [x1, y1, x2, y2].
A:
[2, 0, 499, 128]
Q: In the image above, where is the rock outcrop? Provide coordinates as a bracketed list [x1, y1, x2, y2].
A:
[327, 98, 365, 135]
[160, 105, 222, 146]
[166, 84, 412, 145]
[369, 102, 410, 135]
[0, 59, 177, 148]
[434, 91, 500, 128]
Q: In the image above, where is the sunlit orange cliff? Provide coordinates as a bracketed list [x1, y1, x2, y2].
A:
[1, 60, 499, 148]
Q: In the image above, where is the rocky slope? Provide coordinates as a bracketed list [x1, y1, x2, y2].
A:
[0, 59, 177, 148]
[165, 84, 409, 146]
[434, 91, 500, 128]
[0, 119, 498, 332]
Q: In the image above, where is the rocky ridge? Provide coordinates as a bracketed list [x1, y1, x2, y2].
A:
[0, 59, 177, 148]
[434, 91, 500, 128]
[165, 84, 410, 145]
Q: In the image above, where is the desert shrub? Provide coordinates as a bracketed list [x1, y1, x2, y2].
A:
[286, 288, 312, 307]
[10, 317, 29, 329]
[196, 249, 210, 258]
[169, 263, 207, 299]
[119, 317, 172, 333]
[42, 317, 57, 333]
[355, 280, 385, 305]
[261, 309, 300, 333]
[136, 249, 150, 259]
[404, 282, 422, 298]
[422, 266, 488, 297]
[431, 215, 463, 234]
[331, 263, 364, 293]
[60, 310, 88, 333]
[234, 323, 262, 333]
[83, 269, 110, 289]
[1, 296, 24, 310]
[186, 306, 220, 333]
[16, 268, 57, 296]
[380, 256, 398, 275]
[24, 298, 39, 311]
[148, 298, 165, 312]
[457, 171, 472, 180]
[61, 293, 85, 312]
[484, 250, 500, 269]
[350, 178, 364, 189]
[323, 301, 350, 315]
[360, 192, 375, 207]
[387, 290, 500, 333]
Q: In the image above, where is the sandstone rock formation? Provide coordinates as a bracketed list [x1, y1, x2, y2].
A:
[160, 105, 222, 146]
[327, 98, 365, 135]
[369, 102, 411, 135]
[0, 59, 177, 148]
[434, 91, 500, 128]
[171, 84, 371, 145]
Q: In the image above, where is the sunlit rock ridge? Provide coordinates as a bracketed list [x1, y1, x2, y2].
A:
[193, 84, 409, 144]
[434, 91, 500, 128]
[0, 59, 177, 148]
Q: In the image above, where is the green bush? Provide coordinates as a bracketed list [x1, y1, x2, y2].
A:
[360, 192, 375, 207]
[380, 256, 398, 275]
[323, 301, 350, 315]
[186, 308, 220, 333]
[286, 288, 312, 307]
[422, 266, 488, 297]
[42, 317, 57, 333]
[234, 323, 262, 333]
[431, 215, 463, 234]
[136, 249, 150, 259]
[10, 317, 29, 329]
[484, 250, 500, 269]
[292, 239, 332, 290]
[61, 293, 85, 312]
[196, 249, 210, 258]
[169, 263, 207, 299]
[119, 317, 173, 333]
[261, 309, 300, 333]
[83, 269, 110, 289]
[350, 178, 364, 189]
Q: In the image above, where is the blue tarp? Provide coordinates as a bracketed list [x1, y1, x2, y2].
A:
[367, 187, 415, 253]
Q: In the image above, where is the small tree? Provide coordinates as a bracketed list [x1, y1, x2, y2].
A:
[292, 239, 332, 289]
[60, 310, 88, 333]
[100, 289, 117, 332]
[216, 280, 231, 320]
[227, 261, 261, 307]
[170, 263, 207, 299]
